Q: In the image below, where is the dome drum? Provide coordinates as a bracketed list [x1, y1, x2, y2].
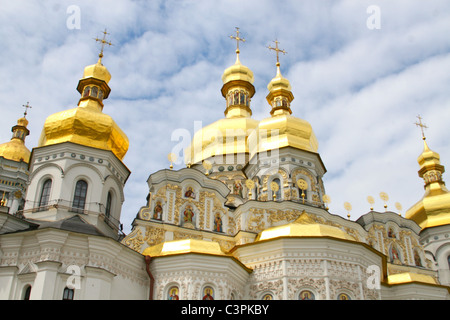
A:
[77, 77, 111, 104]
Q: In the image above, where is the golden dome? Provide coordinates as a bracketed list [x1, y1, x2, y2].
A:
[248, 61, 318, 159]
[266, 63, 294, 116]
[184, 49, 257, 165]
[0, 117, 31, 163]
[406, 139, 450, 229]
[81, 58, 111, 84]
[249, 114, 319, 159]
[221, 52, 254, 85]
[38, 106, 129, 160]
[143, 239, 228, 257]
[38, 58, 129, 160]
[185, 117, 259, 165]
[256, 211, 355, 242]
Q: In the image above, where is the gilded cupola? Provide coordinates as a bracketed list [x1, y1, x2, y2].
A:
[185, 28, 259, 166]
[0, 105, 31, 163]
[248, 42, 318, 159]
[38, 32, 129, 161]
[221, 28, 255, 119]
[406, 118, 450, 230]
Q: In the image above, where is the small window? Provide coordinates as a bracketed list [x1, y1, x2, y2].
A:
[38, 179, 52, 210]
[105, 191, 112, 218]
[72, 180, 88, 213]
[62, 287, 74, 300]
[82, 86, 91, 97]
[90, 86, 98, 98]
[23, 285, 32, 300]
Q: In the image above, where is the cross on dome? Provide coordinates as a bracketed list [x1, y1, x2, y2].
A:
[415, 115, 428, 140]
[229, 27, 246, 54]
[94, 29, 113, 60]
[267, 40, 287, 65]
[22, 102, 32, 118]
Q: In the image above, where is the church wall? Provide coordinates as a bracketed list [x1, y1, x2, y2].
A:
[0, 228, 148, 300]
[234, 237, 384, 300]
[149, 254, 249, 300]
[420, 224, 450, 286]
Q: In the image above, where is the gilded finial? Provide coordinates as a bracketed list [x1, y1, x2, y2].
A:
[270, 181, 279, 200]
[245, 179, 255, 199]
[22, 102, 32, 118]
[202, 160, 212, 176]
[415, 115, 428, 141]
[379, 192, 389, 211]
[0, 191, 7, 207]
[229, 27, 246, 55]
[167, 153, 177, 170]
[395, 202, 402, 216]
[367, 196, 375, 211]
[267, 40, 287, 67]
[343, 202, 352, 219]
[94, 29, 113, 62]
[322, 194, 331, 210]
[296, 179, 308, 204]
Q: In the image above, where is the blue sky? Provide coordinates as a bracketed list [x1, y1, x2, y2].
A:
[1, 0, 450, 234]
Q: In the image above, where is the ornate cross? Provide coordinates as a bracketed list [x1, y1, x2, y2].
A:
[22, 102, 32, 118]
[267, 40, 287, 64]
[415, 115, 428, 140]
[229, 27, 246, 52]
[94, 29, 113, 59]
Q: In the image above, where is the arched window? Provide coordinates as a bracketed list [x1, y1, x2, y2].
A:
[90, 86, 98, 98]
[298, 187, 307, 202]
[38, 179, 52, 210]
[447, 255, 450, 270]
[72, 180, 88, 213]
[23, 285, 31, 300]
[105, 191, 112, 218]
[82, 86, 91, 98]
[62, 287, 74, 300]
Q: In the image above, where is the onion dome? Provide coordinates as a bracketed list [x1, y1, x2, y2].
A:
[256, 211, 355, 242]
[184, 29, 259, 166]
[221, 50, 255, 118]
[266, 62, 294, 116]
[38, 56, 129, 160]
[406, 138, 450, 229]
[248, 56, 319, 159]
[0, 115, 31, 163]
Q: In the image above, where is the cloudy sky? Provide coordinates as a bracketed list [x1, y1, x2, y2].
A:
[1, 0, 449, 234]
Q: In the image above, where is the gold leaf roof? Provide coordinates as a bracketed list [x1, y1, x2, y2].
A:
[0, 117, 31, 163]
[256, 211, 355, 242]
[38, 59, 129, 160]
[143, 239, 227, 257]
[406, 140, 450, 229]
